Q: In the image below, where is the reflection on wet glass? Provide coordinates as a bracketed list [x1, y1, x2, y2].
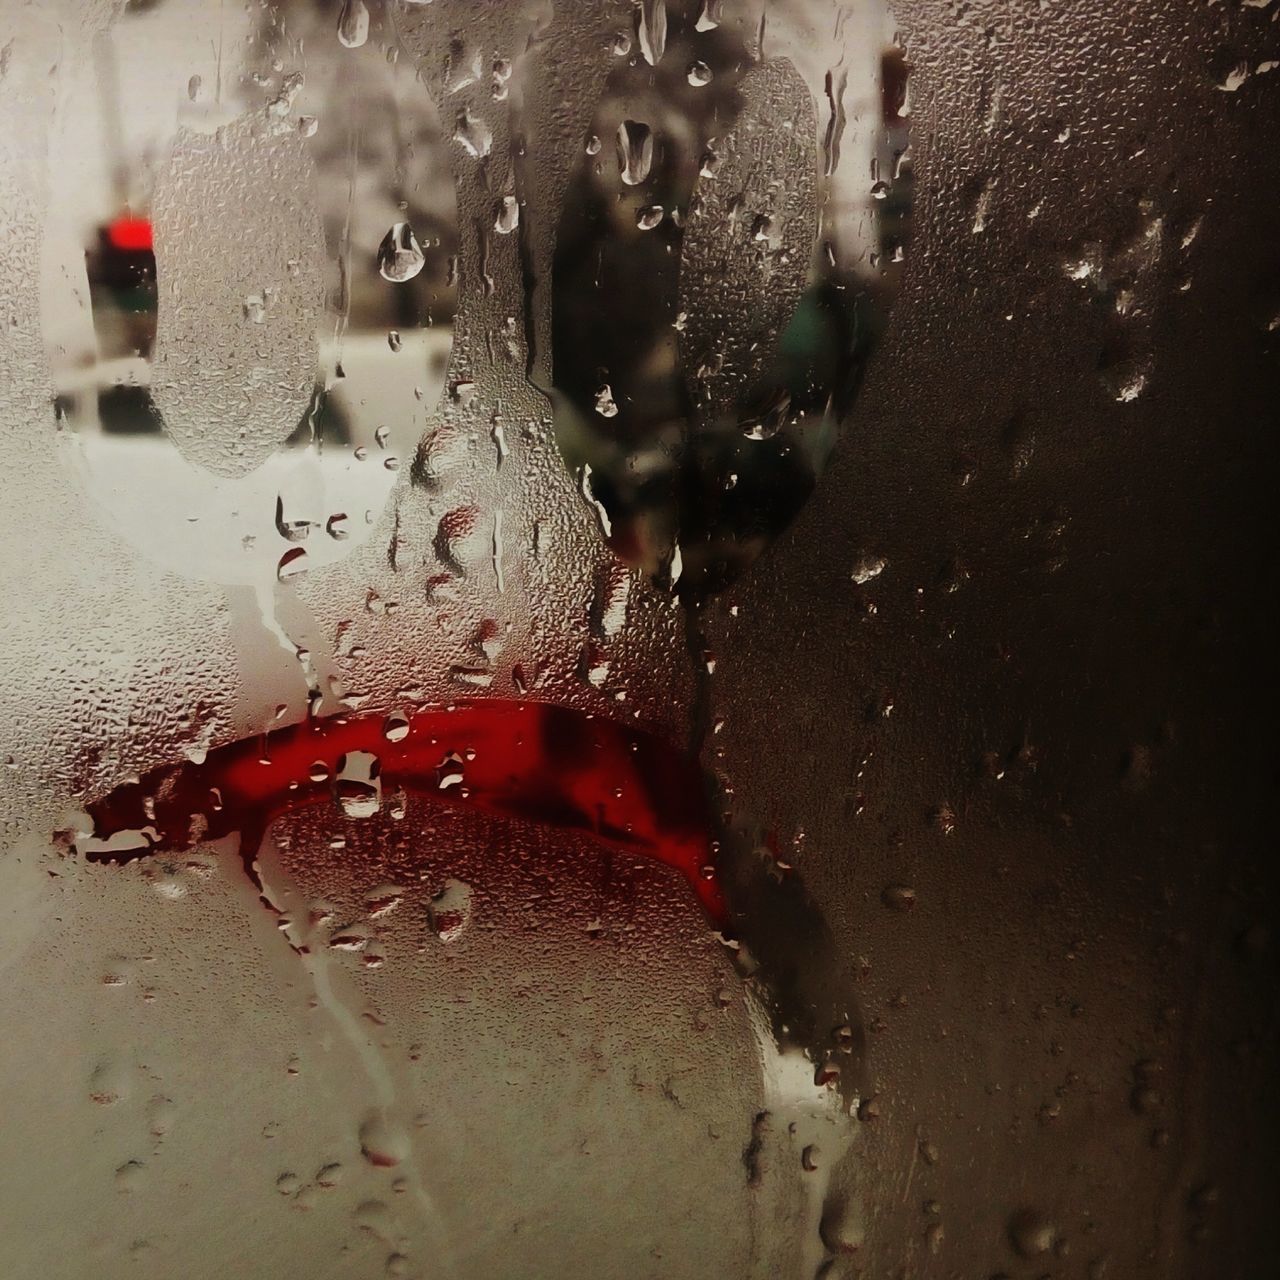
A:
[44, 0, 456, 584]
[550, 1, 909, 596]
[11, 1, 917, 1277]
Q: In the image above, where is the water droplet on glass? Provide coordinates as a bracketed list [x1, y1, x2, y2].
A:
[354, 1197, 396, 1239]
[687, 60, 712, 87]
[1217, 62, 1250, 92]
[636, 205, 664, 231]
[1008, 1208, 1057, 1258]
[359, 1113, 410, 1168]
[695, 0, 723, 31]
[617, 120, 654, 187]
[856, 1096, 881, 1121]
[337, 0, 369, 49]
[436, 751, 465, 790]
[595, 384, 619, 418]
[494, 195, 519, 235]
[454, 110, 493, 158]
[327, 512, 349, 540]
[277, 547, 308, 582]
[365, 883, 404, 919]
[881, 883, 917, 912]
[427, 878, 473, 943]
[377, 222, 425, 283]
[336, 750, 382, 819]
[852, 554, 887, 586]
[327, 923, 372, 952]
[637, 0, 667, 66]
[383, 712, 410, 743]
[387, 329, 402, 353]
[275, 495, 311, 543]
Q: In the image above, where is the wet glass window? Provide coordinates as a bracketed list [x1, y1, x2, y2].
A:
[0, 1, 1274, 1277]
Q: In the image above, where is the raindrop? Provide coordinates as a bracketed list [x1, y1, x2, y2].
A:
[436, 752, 465, 790]
[637, 0, 667, 66]
[454, 110, 493, 158]
[427, 878, 473, 943]
[377, 222, 425, 283]
[851, 553, 887, 585]
[383, 712, 410, 743]
[365, 883, 404, 918]
[881, 883, 917, 911]
[616, 120, 654, 186]
[387, 329, 402, 353]
[495, 195, 520, 234]
[1008, 1208, 1056, 1258]
[337, 0, 369, 49]
[354, 1197, 396, 1237]
[328, 923, 372, 952]
[595, 384, 619, 418]
[278, 547, 308, 582]
[359, 1113, 409, 1168]
[688, 60, 712, 87]
[326, 513, 350, 540]
[336, 751, 382, 819]
[275, 495, 311, 543]
[636, 205, 664, 231]
[1217, 62, 1250, 92]
[695, 0, 723, 30]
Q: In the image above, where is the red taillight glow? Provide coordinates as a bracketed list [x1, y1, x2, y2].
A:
[106, 216, 153, 252]
[81, 700, 727, 924]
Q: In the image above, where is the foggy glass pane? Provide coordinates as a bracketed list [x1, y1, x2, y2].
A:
[0, 1, 1274, 1278]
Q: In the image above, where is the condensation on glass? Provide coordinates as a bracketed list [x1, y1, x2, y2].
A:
[0, 0, 1275, 1279]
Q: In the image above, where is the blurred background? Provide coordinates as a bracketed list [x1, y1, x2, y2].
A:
[0, 0, 1276, 1278]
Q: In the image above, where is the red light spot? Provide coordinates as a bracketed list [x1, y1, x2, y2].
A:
[107, 217, 153, 252]
[81, 700, 727, 924]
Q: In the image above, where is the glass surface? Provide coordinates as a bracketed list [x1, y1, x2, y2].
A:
[0, 0, 1275, 1277]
